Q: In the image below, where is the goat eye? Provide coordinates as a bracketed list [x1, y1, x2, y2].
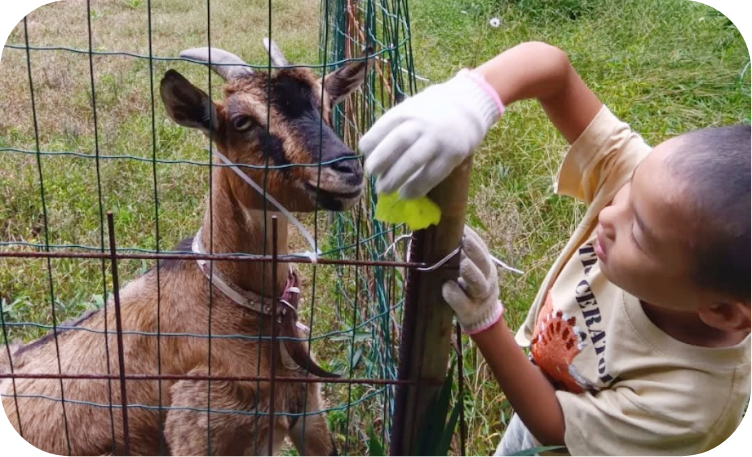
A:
[232, 116, 253, 131]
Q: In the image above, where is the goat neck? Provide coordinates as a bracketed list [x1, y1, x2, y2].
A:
[200, 164, 291, 298]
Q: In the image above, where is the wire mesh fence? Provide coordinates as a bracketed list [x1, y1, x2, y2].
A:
[0, 0, 464, 455]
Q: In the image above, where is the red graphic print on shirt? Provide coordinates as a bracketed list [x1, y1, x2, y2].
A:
[531, 291, 589, 393]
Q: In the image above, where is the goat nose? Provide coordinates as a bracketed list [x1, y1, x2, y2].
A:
[328, 157, 363, 186]
[330, 157, 362, 177]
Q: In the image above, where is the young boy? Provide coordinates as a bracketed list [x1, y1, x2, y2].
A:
[360, 42, 750, 455]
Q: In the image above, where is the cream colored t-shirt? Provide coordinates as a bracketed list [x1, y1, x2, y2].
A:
[513, 106, 751, 455]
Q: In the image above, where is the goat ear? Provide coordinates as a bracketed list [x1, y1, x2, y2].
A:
[320, 47, 373, 105]
[160, 69, 220, 134]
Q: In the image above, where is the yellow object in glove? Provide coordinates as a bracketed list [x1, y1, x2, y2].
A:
[374, 192, 441, 230]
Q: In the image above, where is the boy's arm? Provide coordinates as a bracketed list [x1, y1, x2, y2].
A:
[360, 41, 602, 199]
[444, 226, 565, 446]
[474, 42, 601, 144]
[472, 319, 565, 446]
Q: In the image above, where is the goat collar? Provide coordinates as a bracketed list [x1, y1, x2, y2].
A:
[191, 228, 301, 322]
[191, 229, 337, 378]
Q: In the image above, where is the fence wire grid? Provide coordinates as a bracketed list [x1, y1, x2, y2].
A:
[0, 0, 465, 455]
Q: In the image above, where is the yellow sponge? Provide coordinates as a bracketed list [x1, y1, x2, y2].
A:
[374, 192, 442, 231]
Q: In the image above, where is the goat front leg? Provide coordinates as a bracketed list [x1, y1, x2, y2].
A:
[164, 367, 278, 455]
[288, 382, 337, 456]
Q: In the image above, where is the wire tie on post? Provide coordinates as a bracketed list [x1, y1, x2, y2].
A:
[490, 254, 524, 275]
[416, 244, 461, 272]
[405, 237, 524, 274]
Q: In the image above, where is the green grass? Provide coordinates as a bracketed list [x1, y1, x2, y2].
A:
[1, 0, 750, 455]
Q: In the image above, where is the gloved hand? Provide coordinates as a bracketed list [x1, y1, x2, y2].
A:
[442, 225, 504, 334]
[360, 69, 504, 199]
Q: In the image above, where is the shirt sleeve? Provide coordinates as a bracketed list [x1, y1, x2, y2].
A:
[554, 106, 652, 205]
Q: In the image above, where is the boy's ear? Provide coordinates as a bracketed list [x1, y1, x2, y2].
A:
[160, 69, 220, 134]
[699, 301, 751, 333]
[319, 47, 374, 105]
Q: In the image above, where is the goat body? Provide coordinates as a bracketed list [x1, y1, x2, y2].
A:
[1, 42, 370, 455]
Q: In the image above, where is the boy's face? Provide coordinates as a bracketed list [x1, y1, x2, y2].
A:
[594, 137, 709, 312]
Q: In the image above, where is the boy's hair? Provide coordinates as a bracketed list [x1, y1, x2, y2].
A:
[667, 125, 750, 302]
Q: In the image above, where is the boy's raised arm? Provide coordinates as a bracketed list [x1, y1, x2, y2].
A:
[474, 41, 602, 144]
[360, 41, 603, 199]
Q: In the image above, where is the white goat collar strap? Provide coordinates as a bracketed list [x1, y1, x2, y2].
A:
[191, 228, 301, 321]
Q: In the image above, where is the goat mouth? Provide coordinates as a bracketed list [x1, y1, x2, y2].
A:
[305, 183, 363, 212]
[306, 183, 363, 200]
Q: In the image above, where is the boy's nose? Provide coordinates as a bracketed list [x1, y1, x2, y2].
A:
[598, 206, 617, 240]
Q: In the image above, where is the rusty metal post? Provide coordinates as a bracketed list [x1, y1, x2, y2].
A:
[390, 157, 473, 455]
[268, 215, 279, 456]
[106, 211, 131, 456]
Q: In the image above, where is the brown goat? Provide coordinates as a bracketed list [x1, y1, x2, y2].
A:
[0, 41, 369, 455]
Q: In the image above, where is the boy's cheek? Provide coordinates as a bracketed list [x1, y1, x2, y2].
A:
[622, 266, 663, 305]
[602, 245, 648, 296]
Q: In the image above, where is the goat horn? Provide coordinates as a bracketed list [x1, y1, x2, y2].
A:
[281, 313, 341, 378]
[179, 47, 253, 80]
[262, 38, 289, 67]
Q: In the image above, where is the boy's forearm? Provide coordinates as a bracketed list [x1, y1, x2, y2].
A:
[472, 41, 602, 144]
[471, 318, 566, 446]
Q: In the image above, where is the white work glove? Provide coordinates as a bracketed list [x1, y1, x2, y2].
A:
[442, 226, 504, 334]
[360, 69, 504, 199]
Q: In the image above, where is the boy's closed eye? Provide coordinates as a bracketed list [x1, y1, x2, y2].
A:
[628, 167, 661, 256]
[625, 177, 646, 252]
[630, 220, 644, 251]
